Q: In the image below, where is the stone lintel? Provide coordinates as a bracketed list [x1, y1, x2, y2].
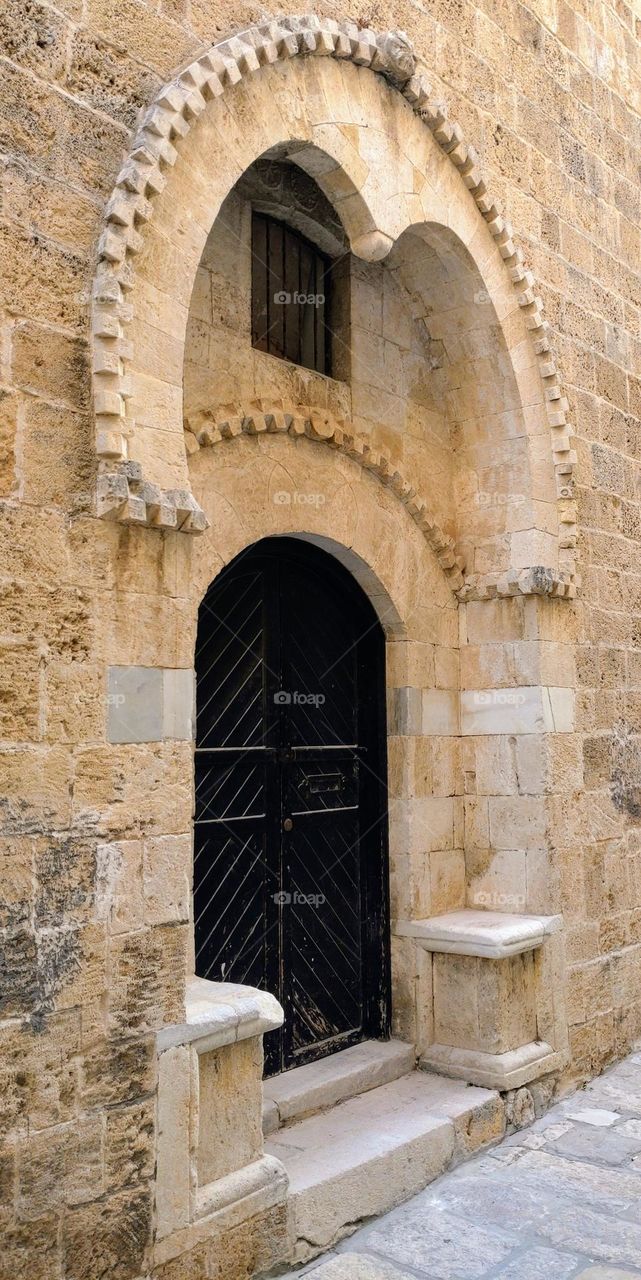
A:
[395, 909, 563, 958]
[421, 1040, 561, 1090]
[156, 975, 284, 1053]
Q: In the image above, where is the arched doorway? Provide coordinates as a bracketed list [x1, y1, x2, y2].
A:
[193, 537, 390, 1075]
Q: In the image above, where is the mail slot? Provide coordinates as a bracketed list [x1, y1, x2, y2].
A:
[306, 772, 343, 794]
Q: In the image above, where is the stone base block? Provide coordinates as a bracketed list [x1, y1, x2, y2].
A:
[421, 1040, 562, 1090]
[153, 1155, 288, 1271]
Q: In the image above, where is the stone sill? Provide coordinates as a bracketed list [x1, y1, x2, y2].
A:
[395, 909, 562, 959]
[156, 976, 284, 1054]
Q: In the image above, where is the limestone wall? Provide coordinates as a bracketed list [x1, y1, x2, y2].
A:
[2, 0, 641, 1276]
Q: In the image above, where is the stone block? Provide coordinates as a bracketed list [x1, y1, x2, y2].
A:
[62, 1186, 152, 1280]
[197, 1038, 263, 1187]
[162, 668, 195, 740]
[80, 1034, 157, 1109]
[157, 1045, 191, 1238]
[17, 1117, 103, 1218]
[107, 924, 187, 1035]
[143, 834, 191, 925]
[95, 839, 145, 934]
[432, 951, 537, 1055]
[12, 322, 90, 412]
[461, 687, 546, 735]
[106, 667, 195, 742]
[107, 666, 163, 743]
[422, 688, 460, 735]
[104, 1100, 155, 1191]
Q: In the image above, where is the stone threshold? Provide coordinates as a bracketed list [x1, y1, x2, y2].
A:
[263, 1040, 416, 1135]
[395, 908, 562, 958]
[265, 1069, 505, 1266]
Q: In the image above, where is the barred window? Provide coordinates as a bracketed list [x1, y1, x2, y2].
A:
[251, 212, 331, 376]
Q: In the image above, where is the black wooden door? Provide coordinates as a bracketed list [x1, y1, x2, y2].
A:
[193, 538, 389, 1076]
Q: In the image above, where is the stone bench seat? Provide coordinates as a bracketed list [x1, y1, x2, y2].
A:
[395, 909, 563, 958]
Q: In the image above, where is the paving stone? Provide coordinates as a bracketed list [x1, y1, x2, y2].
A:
[616, 1119, 641, 1138]
[575, 1270, 641, 1278]
[513, 1150, 641, 1213]
[542, 1125, 641, 1166]
[566, 1108, 621, 1127]
[535, 1202, 641, 1268]
[580, 1084, 641, 1118]
[359, 1207, 515, 1276]
[492, 1245, 581, 1279]
[304, 1254, 417, 1278]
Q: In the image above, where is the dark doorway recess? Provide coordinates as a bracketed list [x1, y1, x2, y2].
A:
[193, 537, 390, 1076]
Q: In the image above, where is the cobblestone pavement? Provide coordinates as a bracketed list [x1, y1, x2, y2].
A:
[286, 1051, 641, 1279]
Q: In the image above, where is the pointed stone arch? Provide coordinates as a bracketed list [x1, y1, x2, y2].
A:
[91, 15, 577, 599]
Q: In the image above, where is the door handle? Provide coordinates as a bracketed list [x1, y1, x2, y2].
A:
[283, 817, 293, 832]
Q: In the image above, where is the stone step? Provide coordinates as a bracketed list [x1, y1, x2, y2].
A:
[266, 1069, 504, 1264]
[263, 1040, 416, 1135]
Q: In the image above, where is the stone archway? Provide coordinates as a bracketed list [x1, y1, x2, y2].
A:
[87, 27, 578, 1269]
[184, 424, 461, 1053]
[91, 16, 577, 602]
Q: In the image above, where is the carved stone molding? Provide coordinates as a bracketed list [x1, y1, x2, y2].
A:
[90, 14, 577, 594]
[185, 403, 575, 600]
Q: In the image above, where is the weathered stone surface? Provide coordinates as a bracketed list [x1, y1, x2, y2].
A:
[302, 1057, 641, 1280]
[17, 1116, 103, 1218]
[2, 4, 641, 1276]
[301, 1257, 416, 1278]
[0, 387, 17, 496]
[62, 1186, 152, 1280]
[198, 1038, 262, 1185]
[106, 923, 187, 1033]
[104, 1099, 155, 1190]
[80, 1033, 156, 1108]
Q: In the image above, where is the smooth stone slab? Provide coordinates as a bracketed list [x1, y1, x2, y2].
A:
[543, 1125, 641, 1167]
[157, 976, 283, 1052]
[421, 1040, 559, 1090]
[303, 1255, 417, 1278]
[566, 1108, 621, 1127]
[395, 909, 562, 958]
[263, 1039, 415, 1131]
